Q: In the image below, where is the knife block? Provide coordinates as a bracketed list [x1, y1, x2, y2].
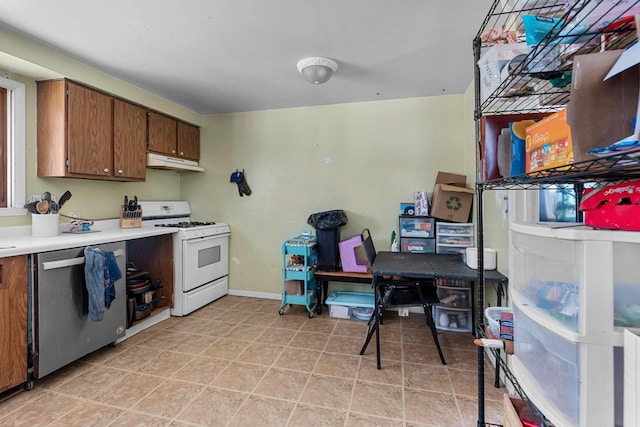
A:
[120, 205, 142, 229]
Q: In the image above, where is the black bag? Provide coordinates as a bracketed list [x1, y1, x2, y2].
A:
[307, 210, 348, 271]
[307, 209, 348, 230]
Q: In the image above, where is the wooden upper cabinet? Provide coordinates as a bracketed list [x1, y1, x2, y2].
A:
[66, 81, 113, 176]
[177, 121, 200, 161]
[148, 112, 200, 161]
[148, 112, 177, 156]
[114, 99, 147, 180]
[0, 255, 28, 393]
[37, 79, 146, 181]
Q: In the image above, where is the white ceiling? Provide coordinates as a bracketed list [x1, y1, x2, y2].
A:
[0, 0, 493, 114]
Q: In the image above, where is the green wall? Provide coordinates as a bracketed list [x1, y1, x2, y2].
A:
[182, 96, 480, 295]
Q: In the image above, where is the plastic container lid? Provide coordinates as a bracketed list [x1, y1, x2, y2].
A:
[325, 291, 375, 308]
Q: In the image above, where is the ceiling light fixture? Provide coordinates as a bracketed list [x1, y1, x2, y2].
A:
[297, 57, 338, 85]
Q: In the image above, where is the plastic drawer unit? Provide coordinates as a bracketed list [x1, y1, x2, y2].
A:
[399, 215, 435, 254]
[508, 222, 640, 427]
[433, 279, 473, 333]
[436, 222, 473, 255]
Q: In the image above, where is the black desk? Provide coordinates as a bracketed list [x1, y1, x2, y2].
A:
[361, 251, 507, 369]
[371, 251, 506, 282]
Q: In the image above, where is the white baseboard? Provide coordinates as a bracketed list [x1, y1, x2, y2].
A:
[228, 289, 281, 300]
[226, 290, 429, 314]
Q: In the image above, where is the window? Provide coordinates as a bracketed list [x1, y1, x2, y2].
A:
[0, 76, 26, 215]
[538, 184, 578, 223]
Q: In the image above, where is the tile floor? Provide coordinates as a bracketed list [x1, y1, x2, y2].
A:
[0, 295, 505, 426]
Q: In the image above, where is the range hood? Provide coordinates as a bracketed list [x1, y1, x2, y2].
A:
[147, 153, 204, 172]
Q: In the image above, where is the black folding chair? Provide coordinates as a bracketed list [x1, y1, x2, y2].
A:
[359, 228, 446, 369]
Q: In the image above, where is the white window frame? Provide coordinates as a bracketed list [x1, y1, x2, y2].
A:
[0, 75, 26, 216]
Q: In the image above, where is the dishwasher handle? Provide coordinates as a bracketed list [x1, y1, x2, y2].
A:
[42, 248, 126, 271]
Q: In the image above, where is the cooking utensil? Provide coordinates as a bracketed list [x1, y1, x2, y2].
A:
[57, 191, 72, 210]
[25, 201, 39, 214]
[41, 191, 52, 202]
[36, 200, 50, 214]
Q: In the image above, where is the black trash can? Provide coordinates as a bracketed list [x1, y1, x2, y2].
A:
[307, 210, 348, 271]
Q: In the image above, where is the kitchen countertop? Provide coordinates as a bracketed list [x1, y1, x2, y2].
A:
[0, 219, 177, 257]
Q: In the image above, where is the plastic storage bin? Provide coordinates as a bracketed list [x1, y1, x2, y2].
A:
[484, 306, 513, 337]
[613, 242, 640, 328]
[326, 291, 374, 320]
[338, 235, 368, 273]
[511, 229, 581, 332]
[437, 286, 471, 309]
[399, 215, 435, 238]
[401, 237, 435, 254]
[434, 306, 472, 332]
[514, 304, 580, 425]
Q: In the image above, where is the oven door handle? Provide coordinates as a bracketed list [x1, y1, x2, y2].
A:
[184, 233, 230, 242]
[42, 248, 125, 271]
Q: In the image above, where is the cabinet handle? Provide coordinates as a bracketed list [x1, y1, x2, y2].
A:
[179, 152, 184, 156]
[118, 169, 123, 174]
[42, 248, 125, 271]
[171, 150, 176, 154]
[103, 168, 109, 173]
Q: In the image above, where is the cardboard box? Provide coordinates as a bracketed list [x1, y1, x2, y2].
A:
[430, 172, 474, 223]
[579, 180, 640, 230]
[525, 109, 573, 173]
[503, 395, 545, 427]
[285, 280, 303, 295]
[566, 49, 639, 162]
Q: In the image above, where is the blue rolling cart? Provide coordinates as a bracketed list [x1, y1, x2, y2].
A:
[279, 236, 320, 318]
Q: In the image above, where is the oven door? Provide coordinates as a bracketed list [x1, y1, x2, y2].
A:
[182, 234, 229, 292]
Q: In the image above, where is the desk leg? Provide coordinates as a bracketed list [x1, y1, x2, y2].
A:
[316, 281, 323, 315]
[322, 280, 328, 306]
[359, 276, 383, 369]
[416, 285, 446, 365]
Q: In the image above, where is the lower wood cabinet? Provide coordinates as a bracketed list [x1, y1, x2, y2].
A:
[0, 255, 28, 393]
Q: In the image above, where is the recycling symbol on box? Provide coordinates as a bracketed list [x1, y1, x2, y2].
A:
[445, 196, 462, 211]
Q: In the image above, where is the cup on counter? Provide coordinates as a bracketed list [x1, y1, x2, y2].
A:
[31, 213, 60, 237]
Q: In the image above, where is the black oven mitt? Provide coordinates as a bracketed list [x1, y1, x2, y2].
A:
[230, 170, 252, 197]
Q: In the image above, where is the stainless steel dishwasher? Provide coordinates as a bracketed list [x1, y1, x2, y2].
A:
[34, 242, 126, 378]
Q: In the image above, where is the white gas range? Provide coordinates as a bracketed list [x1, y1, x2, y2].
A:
[138, 201, 230, 316]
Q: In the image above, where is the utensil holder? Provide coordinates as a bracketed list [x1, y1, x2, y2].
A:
[32, 214, 60, 237]
[120, 205, 142, 229]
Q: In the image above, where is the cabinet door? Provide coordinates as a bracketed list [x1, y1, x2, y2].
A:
[148, 112, 177, 156]
[66, 81, 114, 176]
[177, 121, 200, 161]
[114, 99, 147, 180]
[0, 255, 28, 393]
